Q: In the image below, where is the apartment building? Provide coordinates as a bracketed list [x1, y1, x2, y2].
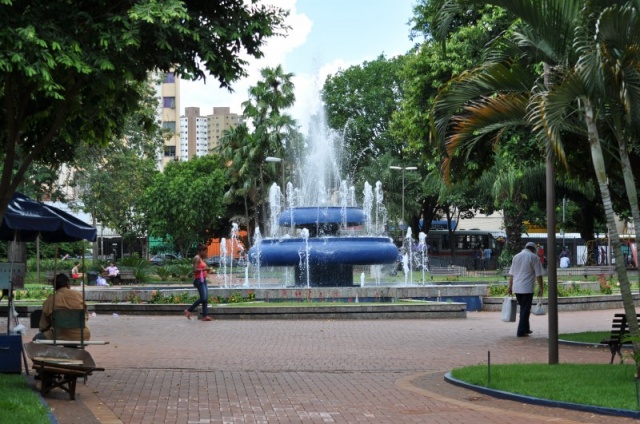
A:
[179, 106, 242, 161]
[158, 71, 180, 169]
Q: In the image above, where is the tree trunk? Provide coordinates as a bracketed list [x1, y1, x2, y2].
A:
[584, 100, 640, 371]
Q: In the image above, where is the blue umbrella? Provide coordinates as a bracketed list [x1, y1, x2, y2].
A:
[0, 192, 96, 242]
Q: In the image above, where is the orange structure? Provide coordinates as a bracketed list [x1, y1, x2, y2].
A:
[206, 230, 247, 260]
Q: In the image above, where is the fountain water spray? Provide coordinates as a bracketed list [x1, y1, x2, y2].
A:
[417, 232, 428, 285]
[404, 227, 413, 285]
[300, 228, 311, 288]
[220, 237, 228, 288]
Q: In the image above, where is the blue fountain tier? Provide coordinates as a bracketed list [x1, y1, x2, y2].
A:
[279, 207, 365, 227]
[252, 236, 399, 267]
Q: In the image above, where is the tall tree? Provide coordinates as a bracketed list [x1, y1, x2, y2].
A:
[141, 155, 226, 256]
[217, 65, 299, 236]
[432, 0, 640, 368]
[322, 55, 407, 175]
[0, 0, 287, 223]
[73, 79, 164, 250]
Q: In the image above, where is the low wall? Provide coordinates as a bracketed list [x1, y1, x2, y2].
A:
[79, 284, 490, 312]
[483, 293, 640, 312]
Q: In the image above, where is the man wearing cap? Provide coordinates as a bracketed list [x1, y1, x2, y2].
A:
[508, 242, 544, 337]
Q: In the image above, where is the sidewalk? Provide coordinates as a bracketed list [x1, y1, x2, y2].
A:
[35, 309, 638, 423]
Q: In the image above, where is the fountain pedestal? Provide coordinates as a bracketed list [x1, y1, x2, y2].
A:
[295, 263, 354, 287]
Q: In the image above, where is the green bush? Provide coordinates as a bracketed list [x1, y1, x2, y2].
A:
[489, 284, 508, 296]
[154, 266, 173, 281]
[169, 263, 193, 281]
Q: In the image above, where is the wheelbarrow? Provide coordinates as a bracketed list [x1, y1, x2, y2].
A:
[23, 342, 104, 400]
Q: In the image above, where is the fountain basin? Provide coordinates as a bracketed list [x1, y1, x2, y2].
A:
[249, 236, 399, 287]
[254, 236, 398, 266]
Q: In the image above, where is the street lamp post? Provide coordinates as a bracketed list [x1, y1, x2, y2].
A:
[389, 165, 417, 228]
[265, 156, 285, 204]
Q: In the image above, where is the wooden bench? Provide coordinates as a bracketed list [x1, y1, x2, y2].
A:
[429, 266, 465, 280]
[601, 313, 640, 364]
[501, 267, 511, 279]
[45, 270, 86, 285]
[104, 269, 135, 285]
[502, 266, 615, 280]
[555, 266, 616, 281]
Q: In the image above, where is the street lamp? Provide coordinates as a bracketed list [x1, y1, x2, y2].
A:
[389, 165, 417, 228]
[265, 156, 285, 203]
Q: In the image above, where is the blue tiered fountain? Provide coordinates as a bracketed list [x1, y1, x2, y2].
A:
[250, 205, 399, 287]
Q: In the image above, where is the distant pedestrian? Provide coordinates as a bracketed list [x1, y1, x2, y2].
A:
[482, 246, 492, 270]
[508, 242, 544, 337]
[185, 244, 213, 321]
[536, 244, 545, 267]
[600, 246, 607, 265]
[559, 247, 571, 268]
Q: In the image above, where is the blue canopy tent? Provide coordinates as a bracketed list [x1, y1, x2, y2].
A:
[0, 192, 97, 243]
[0, 192, 97, 335]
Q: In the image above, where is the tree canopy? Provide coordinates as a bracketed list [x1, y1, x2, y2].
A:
[141, 155, 227, 256]
[0, 0, 288, 225]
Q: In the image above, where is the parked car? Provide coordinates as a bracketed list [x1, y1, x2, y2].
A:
[149, 254, 178, 266]
[206, 255, 247, 267]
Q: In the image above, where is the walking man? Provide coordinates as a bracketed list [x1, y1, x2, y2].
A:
[508, 242, 544, 337]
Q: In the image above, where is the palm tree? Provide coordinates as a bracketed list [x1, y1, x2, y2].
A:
[431, 0, 640, 367]
[218, 66, 299, 236]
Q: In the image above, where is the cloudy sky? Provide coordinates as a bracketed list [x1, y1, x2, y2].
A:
[180, 0, 418, 133]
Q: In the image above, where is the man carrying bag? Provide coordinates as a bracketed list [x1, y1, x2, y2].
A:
[508, 242, 544, 337]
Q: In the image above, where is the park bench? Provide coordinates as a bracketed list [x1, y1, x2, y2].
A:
[103, 269, 135, 285]
[45, 270, 90, 285]
[601, 313, 640, 364]
[429, 266, 465, 280]
[556, 266, 616, 280]
[501, 267, 511, 279]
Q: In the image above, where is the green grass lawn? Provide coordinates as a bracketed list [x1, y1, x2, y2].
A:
[451, 363, 640, 411]
[559, 331, 611, 343]
[0, 374, 50, 424]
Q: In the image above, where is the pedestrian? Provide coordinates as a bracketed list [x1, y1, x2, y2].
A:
[482, 246, 492, 270]
[536, 244, 545, 267]
[185, 243, 213, 321]
[508, 242, 544, 337]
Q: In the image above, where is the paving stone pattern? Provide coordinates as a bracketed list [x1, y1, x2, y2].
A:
[38, 309, 639, 423]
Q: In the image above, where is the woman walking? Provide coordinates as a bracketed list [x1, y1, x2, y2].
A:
[185, 244, 213, 321]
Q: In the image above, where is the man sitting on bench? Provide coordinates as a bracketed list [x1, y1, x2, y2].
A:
[33, 273, 91, 342]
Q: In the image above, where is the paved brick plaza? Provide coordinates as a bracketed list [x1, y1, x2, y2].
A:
[37, 309, 639, 423]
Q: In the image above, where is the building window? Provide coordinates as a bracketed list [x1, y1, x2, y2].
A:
[163, 97, 176, 109]
[163, 72, 175, 83]
[163, 121, 176, 132]
[164, 146, 176, 157]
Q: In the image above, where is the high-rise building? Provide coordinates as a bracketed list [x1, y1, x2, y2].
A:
[207, 107, 242, 151]
[179, 106, 242, 160]
[157, 71, 180, 169]
[180, 107, 209, 160]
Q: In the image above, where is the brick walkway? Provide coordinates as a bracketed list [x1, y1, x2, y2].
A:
[37, 309, 639, 423]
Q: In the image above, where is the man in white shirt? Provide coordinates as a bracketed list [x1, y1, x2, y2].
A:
[508, 242, 544, 337]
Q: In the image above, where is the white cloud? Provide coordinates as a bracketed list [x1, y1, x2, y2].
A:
[180, 1, 312, 123]
[179, 0, 414, 134]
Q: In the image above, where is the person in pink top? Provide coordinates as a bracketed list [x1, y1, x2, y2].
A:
[185, 244, 213, 321]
